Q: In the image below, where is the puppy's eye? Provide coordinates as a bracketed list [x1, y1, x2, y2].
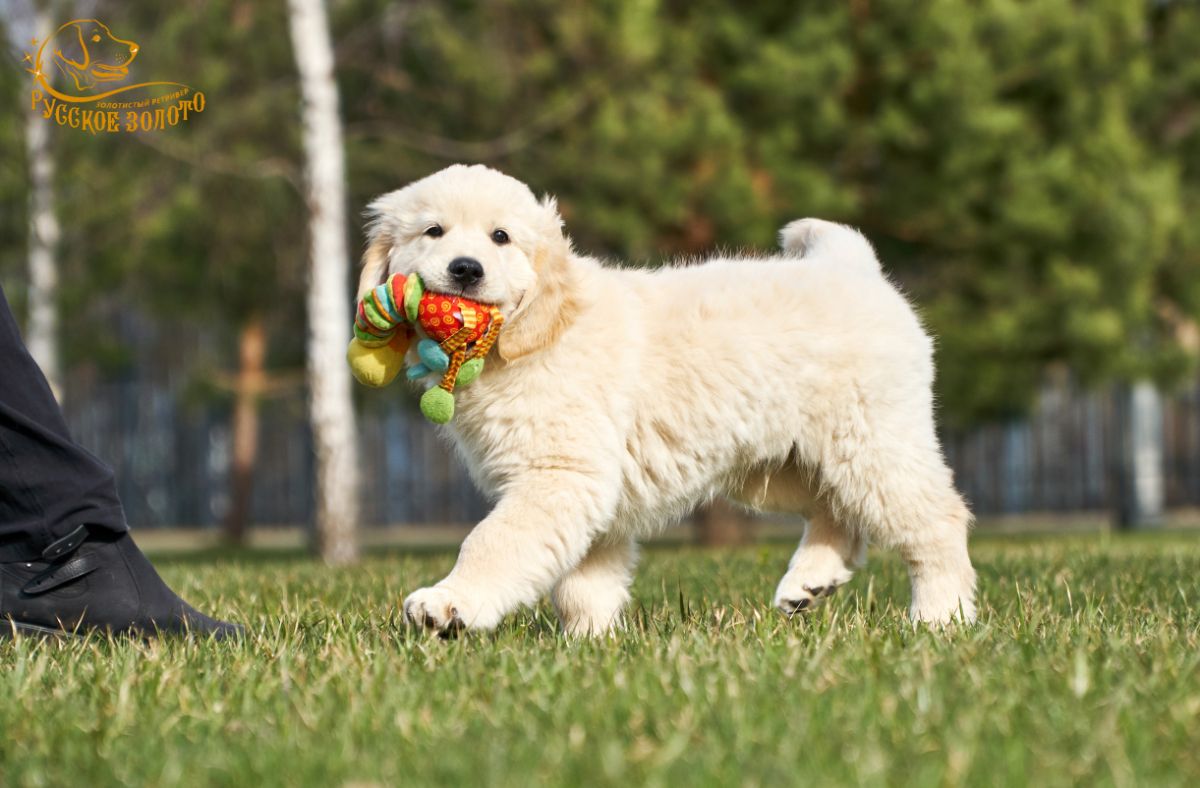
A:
[424, 225, 444, 238]
[491, 229, 510, 245]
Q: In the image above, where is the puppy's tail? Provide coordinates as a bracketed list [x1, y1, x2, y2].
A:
[779, 218, 882, 275]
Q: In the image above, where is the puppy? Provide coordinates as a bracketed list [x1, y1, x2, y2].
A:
[44, 19, 138, 93]
[362, 165, 976, 635]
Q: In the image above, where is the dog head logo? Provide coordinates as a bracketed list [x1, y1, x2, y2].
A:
[44, 20, 140, 94]
[24, 17, 204, 132]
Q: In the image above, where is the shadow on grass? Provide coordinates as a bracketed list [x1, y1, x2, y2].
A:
[149, 542, 460, 567]
[147, 527, 1200, 569]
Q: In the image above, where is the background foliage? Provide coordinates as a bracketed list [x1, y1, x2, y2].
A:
[2, 0, 1199, 425]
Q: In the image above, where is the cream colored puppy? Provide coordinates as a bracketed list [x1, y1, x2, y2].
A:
[361, 164, 976, 635]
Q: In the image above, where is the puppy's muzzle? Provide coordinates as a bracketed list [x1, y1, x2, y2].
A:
[448, 257, 485, 288]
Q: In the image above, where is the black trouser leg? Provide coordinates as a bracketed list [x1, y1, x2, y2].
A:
[0, 284, 127, 561]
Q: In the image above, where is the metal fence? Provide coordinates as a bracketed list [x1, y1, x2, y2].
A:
[944, 378, 1200, 515]
[63, 379, 490, 529]
[61, 372, 1200, 530]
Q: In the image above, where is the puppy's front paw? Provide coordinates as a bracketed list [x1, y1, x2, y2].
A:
[402, 585, 497, 636]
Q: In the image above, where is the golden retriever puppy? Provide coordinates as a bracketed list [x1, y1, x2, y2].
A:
[361, 164, 976, 635]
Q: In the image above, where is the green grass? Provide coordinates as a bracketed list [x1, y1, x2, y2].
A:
[2, 533, 1199, 787]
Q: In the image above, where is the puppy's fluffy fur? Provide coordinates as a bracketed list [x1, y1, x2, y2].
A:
[362, 165, 976, 635]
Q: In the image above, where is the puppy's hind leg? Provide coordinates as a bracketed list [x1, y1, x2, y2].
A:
[819, 425, 977, 625]
[773, 507, 866, 616]
[552, 537, 638, 636]
[729, 464, 865, 616]
[897, 486, 976, 625]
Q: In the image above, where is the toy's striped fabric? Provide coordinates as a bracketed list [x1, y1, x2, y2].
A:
[354, 276, 407, 347]
[436, 307, 504, 393]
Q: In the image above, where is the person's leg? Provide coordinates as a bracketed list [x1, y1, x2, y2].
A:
[0, 285, 241, 638]
[0, 284, 128, 559]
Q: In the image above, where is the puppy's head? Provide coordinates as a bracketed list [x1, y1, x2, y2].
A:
[362, 164, 576, 360]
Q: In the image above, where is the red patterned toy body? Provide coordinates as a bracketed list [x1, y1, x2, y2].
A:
[417, 293, 492, 346]
[349, 272, 504, 424]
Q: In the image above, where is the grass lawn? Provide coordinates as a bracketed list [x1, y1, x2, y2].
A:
[2, 532, 1198, 787]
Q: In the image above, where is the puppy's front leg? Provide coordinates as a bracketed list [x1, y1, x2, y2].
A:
[403, 473, 610, 635]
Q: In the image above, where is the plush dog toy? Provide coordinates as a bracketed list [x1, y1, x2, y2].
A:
[347, 273, 503, 424]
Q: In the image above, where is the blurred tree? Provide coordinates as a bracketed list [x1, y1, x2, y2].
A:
[289, 0, 361, 565]
[332, 0, 1200, 536]
[22, 6, 60, 394]
[19, 1, 310, 540]
[1106, 0, 1200, 530]
[339, 0, 1195, 428]
[131, 0, 308, 543]
[0, 57, 24, 291]
[692, 500, 757, 548]
[3, 0, 1199, 536]
[1145, 0, 1200, 360]
[0, 20, 28, 303]
[4, 2, 62, 393]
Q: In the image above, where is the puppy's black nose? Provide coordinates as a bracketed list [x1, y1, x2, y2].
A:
[447, 257, 484, 287]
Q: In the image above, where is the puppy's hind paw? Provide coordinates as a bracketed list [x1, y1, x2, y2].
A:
[776, 583, 840, 617]
[773, 549, 854, 618]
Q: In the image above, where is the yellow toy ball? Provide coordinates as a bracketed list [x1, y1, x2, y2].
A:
[346, 332, 411, 388]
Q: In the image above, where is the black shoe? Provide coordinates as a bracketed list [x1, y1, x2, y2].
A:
[0, 525, 242, 639]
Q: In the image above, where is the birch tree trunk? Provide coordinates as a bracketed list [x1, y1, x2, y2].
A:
[287, 0, 361, 564]
[24, 7, 61, 397]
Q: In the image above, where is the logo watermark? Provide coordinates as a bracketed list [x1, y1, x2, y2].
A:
[22, 18, 205, 133]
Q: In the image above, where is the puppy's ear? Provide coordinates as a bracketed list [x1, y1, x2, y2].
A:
[356, 233, 392, 299]
[499, 197, 579, 362]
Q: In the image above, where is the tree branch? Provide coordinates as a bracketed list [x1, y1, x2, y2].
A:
[346, 88, 596, 161]
[130, 133, 303, 194]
